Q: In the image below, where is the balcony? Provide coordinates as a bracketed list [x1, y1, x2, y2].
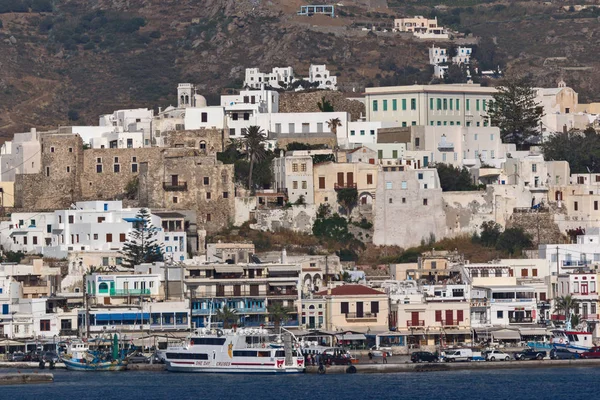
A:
[345, 312, 378, 322]
[562, 260, 591, 267]
[59, 329, 79, 337]
[163, 181, 188, 191]
[407, 320, 425, 327]
[109, 289, 151, 296]
[22, 285, 49, 295]
[441, 319, 459, 327]
[334, 183, 357, 190]
[193, 307, 267, 316]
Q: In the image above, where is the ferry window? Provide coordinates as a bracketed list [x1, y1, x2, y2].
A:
[275, 350, 285, 357]
[233, 350, 258, 357]
[166, 353, 208, 360]
[190, 338, 226, 346]
[258, 351, 270, 357]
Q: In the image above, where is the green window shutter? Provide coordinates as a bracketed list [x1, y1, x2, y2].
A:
[392, 99, 397, 111]
[402, 99, 407, 110]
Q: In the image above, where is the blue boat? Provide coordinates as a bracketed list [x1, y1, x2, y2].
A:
[60, 334, 128, 371]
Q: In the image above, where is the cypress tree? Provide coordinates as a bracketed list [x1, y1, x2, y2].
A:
[121, 208, 163, 268]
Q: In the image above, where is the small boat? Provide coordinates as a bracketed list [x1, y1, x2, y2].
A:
[164, 326, 305, 374]
[60, 334, 128, 371]
[550, 329, 593, 354]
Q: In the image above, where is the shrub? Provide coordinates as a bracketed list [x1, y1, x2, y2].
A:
[67, 109, 80, 121]
[149, 30, 161, 39]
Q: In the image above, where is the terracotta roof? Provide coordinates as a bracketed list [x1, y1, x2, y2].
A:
[315, 284, 385, 297]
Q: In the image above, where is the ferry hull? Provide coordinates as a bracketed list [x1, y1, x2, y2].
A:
[166, 362, 304, 374]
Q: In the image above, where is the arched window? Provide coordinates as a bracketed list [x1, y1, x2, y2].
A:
[99, 282, 109, 294]
[199, 141, 207, 150]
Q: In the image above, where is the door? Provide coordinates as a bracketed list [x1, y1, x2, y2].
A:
[411, 312, 419, 326]
[581, 283, 589, 295]
[445, 310, 453, 325]
[171, 174, 178, 185]
[234, 285, 241, 296]
[356, 302, 364, 318]
[423, 156, 429, 167]
[337, 172, 344, 187]
[309, 316, 315, 329]
[347, 172, 354, 187]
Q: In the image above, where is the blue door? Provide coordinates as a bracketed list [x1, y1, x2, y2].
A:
[423, 156, 429, 167]
[2, 304, 8, 315]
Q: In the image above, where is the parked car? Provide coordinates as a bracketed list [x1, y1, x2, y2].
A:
[370, 346, 392, 358]
[128, 354, 150, 364]
[580, 347, 600, 359]
[550, 348, 580, 360]
[411, 351, 438, 363]
[41, 351, 60, 363]
[24, 351, 42, 362]
[515, 348, 546, 360]
[9, 352, 25, 362]
[443, 349, 473, 362]
[322, 353, 354, 366]
[485, 350, 511, 361]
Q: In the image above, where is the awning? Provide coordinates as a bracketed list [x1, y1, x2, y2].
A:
[336, 333, 366, 341]
[214, 266, 244, 274]
[519, 328, 548, 336]
[0, 340, 25, 346]
[492, 329, 521, 340]
[444, 329, 472, 335]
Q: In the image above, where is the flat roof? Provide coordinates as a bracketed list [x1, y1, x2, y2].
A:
[365, 84, 497, 96]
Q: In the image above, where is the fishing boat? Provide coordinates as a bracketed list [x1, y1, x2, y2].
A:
[164, 326, 305, 374]
[550, 329, 593, 353]
[60, 334, 129, 371]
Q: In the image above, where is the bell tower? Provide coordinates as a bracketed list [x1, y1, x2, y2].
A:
[177, 83, 195, 108]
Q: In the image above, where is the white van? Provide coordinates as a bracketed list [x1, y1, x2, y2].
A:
[443, 348, 473, 362]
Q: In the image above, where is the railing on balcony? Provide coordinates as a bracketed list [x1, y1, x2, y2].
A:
[59, 329, 79, 337]
[407, 320, 425, 327]
[562, 260, 591, 267]
[200, 290, 298, 298]
[334, 183, 357, 190]
[509, 316, 533, 323]
[109, 289, 151, 296]
[582, 314, 599, 320]
[441, 319, 459, 326]
[345, 312, 378, 320]
[163, 181, 188, 191]
[193, 307, 267, 315]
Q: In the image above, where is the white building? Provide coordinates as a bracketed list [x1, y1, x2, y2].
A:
[394, 16, 448, 39]
[0, 129, 41, 182]
[244, 67, 296, 89]
[347, 121, 398, 145]
[0, 201, 187, 262]
[86, 272, 162, 304]
[539, 228, 600, 276]
[272, 150, 321, 204]
[429, 46, 449, 79]
[472, 285, 538, 328]
[99, 108, 153, 147]
[308, 65, 337, 90]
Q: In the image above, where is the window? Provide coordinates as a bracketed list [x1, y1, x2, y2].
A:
[449, 99, 453, 110]
[370, 130, 375, 136]
[389, 198, 392, 204]
[386, 181, 392, 190]
[50, 147, 55, 153]
[173, 196, 178, 204]
[93, 234, 98, 240]
[476, 99, 480, 111]
[131, 163, 138, 173]
[595, 201, 598, 211]
[120, 233, 126, 242]
[497, 311, 503, 319]
[350, 130, 355, 136]
[293, 181, 298, 189]
[206, 213, 211, 222]
[114, 164, 120, 173]
[371, 302, 379, 314]
[437, 98, 441, 110]
[466, 99, 470, 111]
[317, 123, 323, 132]
[411, 98, 416, 110]
[367, 174, 373, 185]
[574, 201, 579, 211]
[360, 130, 365, 136]
[106, 233, 113, 242]
[474, 134, 478, 141]
[378, 150, 383, 159]
[402, 197, 406, 203]
[532, 164, 537, 172]
[40, 319, 50, 332]
[96, 164, 103, 173]
[483, 100, 487, 111]
[383, 99, 388, 111]
[319, 177, 325, 189]
[401, 181, 407, 189]
[201, 112, 208, 123]
[373, 100, 378, 112]
[223, 192, 229, 199]
[206, 192, 211, 200]
[430, 98, 434, 110]
[423, 198, 428, 206]
[243, 113, 250, 121]
[532, 269, 538, 277]
[392, 99, 397, 111]
[229, 128, 236, 136]
[301, 181, 307, 189]
[415, 138, 420, 147]
[443, 98, 447, 110]
[521, 269, 528, 277]
[340, 302, 349, 314]
[402, 99, 407, 111]
[292, 163, 298, 172]
[204, 177, 209, 185]
[456, 99, 460, 110]
[418, 173, 423, 180]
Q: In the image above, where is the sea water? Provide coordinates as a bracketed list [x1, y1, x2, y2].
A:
[2, 367, 599, 400]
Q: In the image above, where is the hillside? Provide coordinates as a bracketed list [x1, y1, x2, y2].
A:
[0, 0, 599, 137]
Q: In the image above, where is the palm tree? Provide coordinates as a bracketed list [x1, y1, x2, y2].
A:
[216, 306, 238, 329]
[267, 302, 292, 328]
[327, 118, 342, 136]
[241, 126, 267, 194]
[554, 295, 577, 326]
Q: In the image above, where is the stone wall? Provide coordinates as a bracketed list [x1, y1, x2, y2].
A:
[251, 204, 317, 233]
[508, 211, 563, 247]
[166, 128, 225, 153]
[278, 91, 365, 121]
[276, 135, 337, 150]
[15, 133, 84, 210]
[138, 149, 235, 234]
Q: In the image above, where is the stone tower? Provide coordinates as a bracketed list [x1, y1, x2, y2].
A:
[177, 83, 195, 108]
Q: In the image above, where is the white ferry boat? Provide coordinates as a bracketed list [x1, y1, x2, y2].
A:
[164, 327, 305, 374]
[550, 329, 593, 353]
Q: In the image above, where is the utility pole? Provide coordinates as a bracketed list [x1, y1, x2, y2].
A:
[555, 246, 559, 299]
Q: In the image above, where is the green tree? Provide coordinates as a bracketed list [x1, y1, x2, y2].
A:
[120, 208, 164, 268]
[241, 126, 268, 193]
[487, 76, 544, 149]
[216, 305, 238, 328]
[444, 64, 469, 84]
[542, 129, 600, 173]
[317, 96, 334, 112]
[124, 177, 138, 200]
[312, 204, 353, 242]
[337, 187, 358, 215]
[495, 227, 532, 255]
[479, 221, 502, 247]
[436, 163, 477, 191]
[554, 295, 577, 324]
[267, 302, 292, 328]
[327, 118, 342, 136]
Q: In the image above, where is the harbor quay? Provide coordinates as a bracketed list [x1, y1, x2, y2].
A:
[0, 373, 54, 385]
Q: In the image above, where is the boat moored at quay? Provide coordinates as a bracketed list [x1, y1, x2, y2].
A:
[163, 327, 305, 373]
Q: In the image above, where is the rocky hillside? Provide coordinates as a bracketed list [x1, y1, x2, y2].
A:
[0, 0, 599, 137]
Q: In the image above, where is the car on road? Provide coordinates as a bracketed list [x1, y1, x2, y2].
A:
[485, 350, 511, 361]
[370, 346, 392, 358]
[443, 349, 473, 362]
[42, 351, 60, 363]
[515, 348, 546, 360]
[322, 353, 354, 366]
[580, 347, 600, 359]
[128, 354, 150, 364]
[411, 351, 438, 363]
[550, 348, 579, 360]
[9, 352, 25, 362]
